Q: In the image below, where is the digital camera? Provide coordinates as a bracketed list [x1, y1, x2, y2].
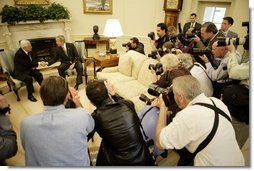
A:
[148, 32, 155, 40]
[148, 63, 164, 75]
[147, 84, 174, 107]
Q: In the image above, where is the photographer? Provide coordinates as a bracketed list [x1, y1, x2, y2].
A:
[123, 37, 145, 55]
[199, 41, 241, 98]
[20, 76, 94, 166]
[86, 79, 155, 166]
[222, 41, 249, 125]
[192, 22, 225, 67]
[155, 75, 244, 166]
[149, 23, 169, 51]
[0, 94, 17, 165]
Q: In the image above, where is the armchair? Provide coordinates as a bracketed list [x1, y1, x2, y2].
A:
[0, 50, 25, 101]
[65, 40, 88, 84]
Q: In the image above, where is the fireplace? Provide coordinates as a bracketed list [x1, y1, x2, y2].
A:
[0, 20, 72, 52]
[28, 37, 57, 62]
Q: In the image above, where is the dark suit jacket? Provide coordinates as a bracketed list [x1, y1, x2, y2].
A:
[13, 48, 39, 80]
[48, 42, 81, 66]
[183, 22, 202, 35]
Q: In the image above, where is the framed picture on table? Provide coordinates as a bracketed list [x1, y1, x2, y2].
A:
[83, 0, 112, 14]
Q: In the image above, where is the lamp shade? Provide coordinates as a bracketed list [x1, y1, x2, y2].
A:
[103, 19, 123, 37]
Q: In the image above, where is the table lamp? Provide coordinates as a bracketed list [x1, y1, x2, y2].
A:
[103, 19, 123, 54]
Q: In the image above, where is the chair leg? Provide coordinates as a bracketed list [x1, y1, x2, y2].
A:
[13, 88, 20, 101]
[7, 81, 12, 92]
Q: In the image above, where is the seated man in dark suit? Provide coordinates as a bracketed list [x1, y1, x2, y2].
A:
[183, 13, 202, 36]
[46, 35, 83, 90]
[13, 40, 43, 102]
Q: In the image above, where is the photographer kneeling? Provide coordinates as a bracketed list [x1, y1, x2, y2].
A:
[137, 54, 190, 160]
[123, 37, 145, 55]
[20, 76, 95, 166]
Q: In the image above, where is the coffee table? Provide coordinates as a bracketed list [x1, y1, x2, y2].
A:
[92, 54, 119, 78]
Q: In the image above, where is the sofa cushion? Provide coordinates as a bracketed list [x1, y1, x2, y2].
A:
[97, 72, 135, 85]
[137, 58, 158, 87]
[113, 80, 148, 99]
[127, 50, 147, 79]
[118, 53, 132, 76]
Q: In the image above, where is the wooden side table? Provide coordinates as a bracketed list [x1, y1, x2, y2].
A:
[93, 54, 119, 78]
[84, 37, 110, 57]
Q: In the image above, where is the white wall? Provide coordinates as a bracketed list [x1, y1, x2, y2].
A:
[0, 0, 250, 54]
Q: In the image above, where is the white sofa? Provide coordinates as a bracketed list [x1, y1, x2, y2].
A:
[97, 50, 158, 112]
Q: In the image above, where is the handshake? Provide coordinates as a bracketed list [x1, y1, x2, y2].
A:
[38, 61, 49, 67]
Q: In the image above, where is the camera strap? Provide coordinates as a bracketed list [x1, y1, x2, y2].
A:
[121, 100, 152, 146]
[140, 106, 154, 122]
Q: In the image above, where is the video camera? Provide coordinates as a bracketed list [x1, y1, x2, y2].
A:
[139, 93, 153, 105]
[148, 32, 155, 40]
[147, 84, 174, 107]
[122, 42, 131, 48]
[148, 62, 164, 75]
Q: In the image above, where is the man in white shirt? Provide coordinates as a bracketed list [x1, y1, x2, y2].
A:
[155, 75, 244, 166]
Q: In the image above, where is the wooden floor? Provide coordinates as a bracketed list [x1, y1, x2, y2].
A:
[2, 74, 250, 166]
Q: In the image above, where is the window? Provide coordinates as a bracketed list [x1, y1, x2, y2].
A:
[202, 7, 226, 29]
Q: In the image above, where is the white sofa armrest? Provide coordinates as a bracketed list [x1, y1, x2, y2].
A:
[101, 66, 119, 73]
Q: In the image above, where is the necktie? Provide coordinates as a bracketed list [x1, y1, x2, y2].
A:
[62, 46, 68, 56]
[191, 23, 194, 28]
[28, 53, 32, 61]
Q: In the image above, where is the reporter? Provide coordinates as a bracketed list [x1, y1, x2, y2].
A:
[0, 95, 17, 165]
[20, 76, 94, 166]
[156, 75, 244, 166]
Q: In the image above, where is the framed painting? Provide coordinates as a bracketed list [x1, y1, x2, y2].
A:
[14, 0, 50, 5]
[83, 0, 112, 14]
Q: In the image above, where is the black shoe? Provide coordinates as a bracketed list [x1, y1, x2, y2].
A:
[28, 94, 37, 102]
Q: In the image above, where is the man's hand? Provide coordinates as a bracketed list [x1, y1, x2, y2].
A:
[69, 63, 75, 70]
[200, 54, 209, 63]
[192, 35, 201, 43]
[226, 41, 236, 53]
[68, 87, 82, 107]
[0, 95, 9, 109]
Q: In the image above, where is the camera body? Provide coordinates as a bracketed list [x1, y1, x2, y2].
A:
[148, 32, 155, 40]
[148, 50, 157, 59]
[193, 48, 211, 56]
[148, 49, 166, 59]
[139, 93, 153, 105]
[148, 63, 164, 75]
[122, 42, 131, 48]
[147, 84, 174, 107]
[185, 30, 201, 39]
[217, 37, 247, 47]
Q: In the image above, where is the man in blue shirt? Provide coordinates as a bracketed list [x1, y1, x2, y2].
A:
[20, 76, 94, 166]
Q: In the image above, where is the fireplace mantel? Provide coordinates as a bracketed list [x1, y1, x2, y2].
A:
[0, 19, 72, 50]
